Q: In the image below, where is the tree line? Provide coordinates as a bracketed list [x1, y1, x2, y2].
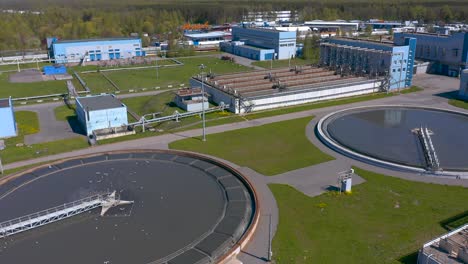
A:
[0, 0, 466, 51]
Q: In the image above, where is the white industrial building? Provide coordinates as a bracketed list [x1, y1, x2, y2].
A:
[190, 67, 383, 114]
[49, 38, 143, 64]
[174, 88, 209, 112]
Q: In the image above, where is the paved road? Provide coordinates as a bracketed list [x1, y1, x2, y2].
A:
[24, 104, 81, 144]
[5, 73, 468, 263]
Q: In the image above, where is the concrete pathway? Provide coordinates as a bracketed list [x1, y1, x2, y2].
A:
[4, 73, 468, 263]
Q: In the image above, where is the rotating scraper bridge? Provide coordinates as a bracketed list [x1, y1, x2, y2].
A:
[0, 150, 259, 264]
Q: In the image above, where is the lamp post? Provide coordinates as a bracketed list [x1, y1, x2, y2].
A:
[155, 50, 159, 80]
[199, 64, 207, 142]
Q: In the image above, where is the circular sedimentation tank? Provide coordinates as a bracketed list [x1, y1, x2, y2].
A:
[317, 106, 468, 176]
[0, 150, 258, 264]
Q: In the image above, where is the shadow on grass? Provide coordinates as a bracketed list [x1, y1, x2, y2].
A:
[324, 185, 341, 192]
[398, 251, 418, 264]
[439, 210, 468, 230]
[433, 90, 459, 99]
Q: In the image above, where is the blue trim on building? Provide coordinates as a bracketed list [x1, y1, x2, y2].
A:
[50, 38, 143, 64]
[395, 32, 468, 76]
[404, 38, 417, 87]
[221, 27, 296, 61]
[321, 37, 416, 90]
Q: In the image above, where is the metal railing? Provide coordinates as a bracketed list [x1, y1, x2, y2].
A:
[0, 192, 110, 238]
[130, 104, 229, 130]
[415, 126, 440, 171]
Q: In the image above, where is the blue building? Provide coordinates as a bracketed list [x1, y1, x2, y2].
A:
[220, 26, 296, 61]
[75, 94, 128, 136]
[0, 97, 17, 138]
[394, 32, 468, 77]
[49, 38, 144, 64]
[320, 37, 416, 90]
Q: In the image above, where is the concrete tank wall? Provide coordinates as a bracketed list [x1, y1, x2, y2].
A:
[247, 80, 381, 113]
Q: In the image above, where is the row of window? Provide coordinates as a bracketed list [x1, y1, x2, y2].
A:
[392, 68, 407, 72]
[279, 43, 295, 47]
[393, 59, 407, 65]
[416, 45, 459, 58]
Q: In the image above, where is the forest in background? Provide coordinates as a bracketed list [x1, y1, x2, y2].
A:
[0, 0, 467, 50]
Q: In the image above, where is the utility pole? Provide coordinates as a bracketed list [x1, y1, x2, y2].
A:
[199, 64, 207, 142]
[268, 214, 273, 261]
[0, 157, 3, 174]
[155, 50, 159, 80]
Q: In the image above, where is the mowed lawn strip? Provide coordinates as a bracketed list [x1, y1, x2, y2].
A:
[99, 57, 252, 91]
[0, 73, 67, 98]
[169, 116, 334, 175]
[269, 167, 468, 264]
[448, 98, 468, 109]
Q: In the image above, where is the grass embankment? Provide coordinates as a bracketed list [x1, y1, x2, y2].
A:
[0, 110, 88, 165]
[169, 116, 334, 175]
[251, 58, 309, 69]
[448, 98, 468, 110]
[270, 167, 468, 264]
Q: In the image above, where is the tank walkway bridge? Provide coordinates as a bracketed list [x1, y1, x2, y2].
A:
[0, 191, 133, 239]
[413, 126, 441, 172]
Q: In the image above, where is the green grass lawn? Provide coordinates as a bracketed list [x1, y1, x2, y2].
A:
[169, 116, 334, 175]
[270, 167, 468, 264]
[0, 72, 68, 98]
[251, 58, 309, 69]
[80, 57, 251, 93]
[3, 111, 39, 147]
[79, 72, 116, 93]
[0, 62, 51, 73]
[399, 86, 423, 94]
[121, 92, 179, 116]
[1, 137, 88, 164]
[72, 58, 177, 73]
[448, 98, 468, 109]
[54, 104, 76, 121]
[0, 110, 88, 165]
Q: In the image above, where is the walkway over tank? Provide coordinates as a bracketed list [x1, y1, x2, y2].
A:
[0, 191, 133, 238]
